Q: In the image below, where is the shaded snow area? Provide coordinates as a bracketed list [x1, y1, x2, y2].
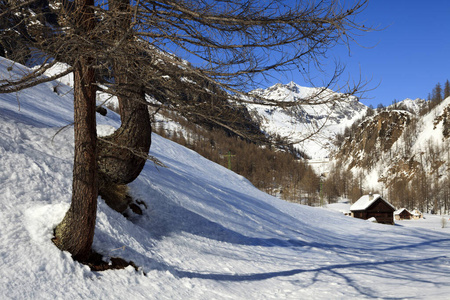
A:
[1, 58, 450, 299]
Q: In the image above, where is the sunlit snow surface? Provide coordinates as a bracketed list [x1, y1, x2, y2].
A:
[246, 82, 367, 160]
[1, 58, 450, 299]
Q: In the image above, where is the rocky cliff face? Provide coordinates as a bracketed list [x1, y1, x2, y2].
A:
[335, 110, 412, 169]
[333, 97, 450, 203]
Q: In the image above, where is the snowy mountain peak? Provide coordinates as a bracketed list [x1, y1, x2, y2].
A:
[388, 97, 426, 114]
[252, 82, 338, 103]
[285, 81, 302, 93]
[246, 82, 367, 159]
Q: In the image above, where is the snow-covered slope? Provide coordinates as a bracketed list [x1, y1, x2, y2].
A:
[390, 97, 426, 114]
[246, 82, 367, 159]
[2, 58, 450, 299]
[351, 96, 450, 192]
[411, 97, 450, 151]
[388, 98, 427, 115]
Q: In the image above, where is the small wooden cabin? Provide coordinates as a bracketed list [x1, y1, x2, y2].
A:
[411, 209, 423, 220]
[350, 194, 395, 225]
[394, 208, 413, 220]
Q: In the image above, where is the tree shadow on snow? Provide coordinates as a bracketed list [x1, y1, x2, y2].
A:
[132, 180, 450, 256]
[119, 156, 450, 298]
[172, 255, 449, 299]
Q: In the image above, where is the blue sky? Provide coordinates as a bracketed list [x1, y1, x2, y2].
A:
[167, 1, 449, 108]
[286, 0, 450, 107]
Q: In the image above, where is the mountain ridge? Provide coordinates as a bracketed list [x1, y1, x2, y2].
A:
[246, 82, 368, 159]
[333, 96, 450, 212]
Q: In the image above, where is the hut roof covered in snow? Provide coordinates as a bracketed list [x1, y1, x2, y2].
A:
[350, 194, 395, 211]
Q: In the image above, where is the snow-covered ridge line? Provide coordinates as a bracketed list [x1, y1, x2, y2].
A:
[246, 81, 367, 159]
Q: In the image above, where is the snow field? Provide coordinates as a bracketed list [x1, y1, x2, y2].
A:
[1, 57, 450, 299]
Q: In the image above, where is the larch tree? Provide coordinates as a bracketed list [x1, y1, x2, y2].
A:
[51, 0, 99, 262]
[95, 0, 152, 212]
[1, 0, 373, 262]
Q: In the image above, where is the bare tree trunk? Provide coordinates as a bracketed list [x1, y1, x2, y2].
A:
[97, 85, 151, 185]
[97, 71, 151, 214]
[54, 59, 98, 262]
[98, 0, 151, 185]
[53, 0, 98, 262]
[97, 0, 151, 210]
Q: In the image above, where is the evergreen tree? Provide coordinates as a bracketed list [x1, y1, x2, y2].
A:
[432, 82, 443, 103]
[444, 79, 450, 99]
[377, 103, 385, 112]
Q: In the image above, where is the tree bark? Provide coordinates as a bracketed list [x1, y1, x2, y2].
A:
[54, 59, 98, 262]
[97, 85, 151, 185]
[53, 0, 98, 262]
[97, 0, 151, 189]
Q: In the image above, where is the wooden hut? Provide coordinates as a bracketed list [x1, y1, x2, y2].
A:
[394, 208, 413, 220]
[350, 194, 395, 225]
[411, 209, 423, 220]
